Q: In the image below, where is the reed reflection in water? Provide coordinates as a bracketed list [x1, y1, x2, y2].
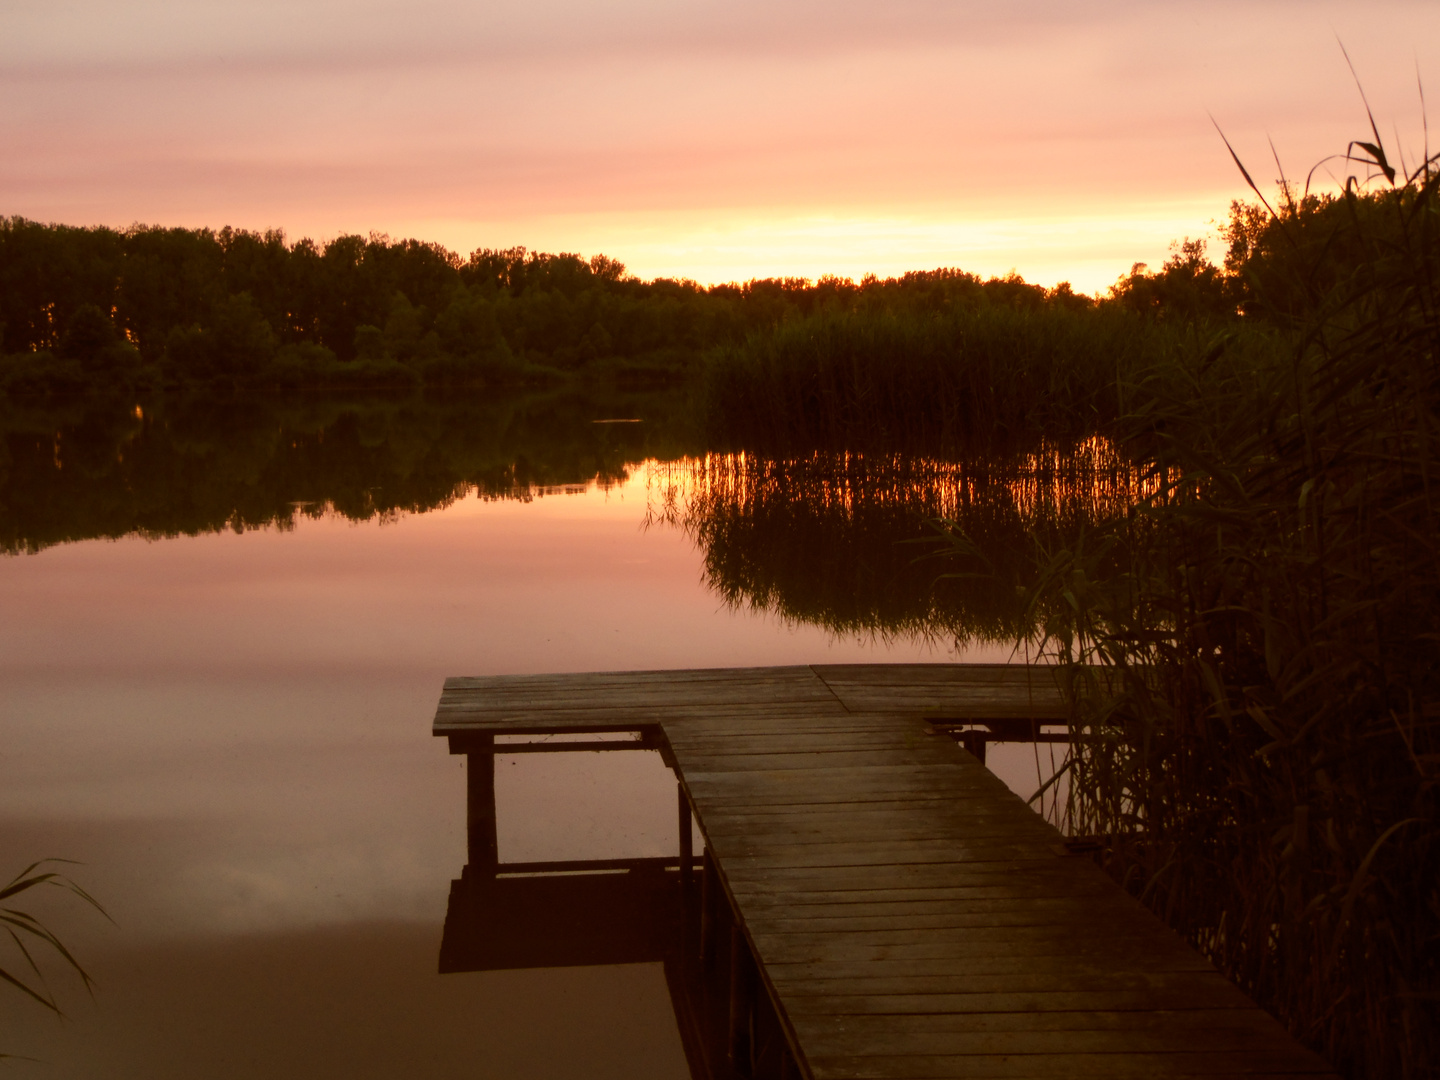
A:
[649, 436, 1158, 648]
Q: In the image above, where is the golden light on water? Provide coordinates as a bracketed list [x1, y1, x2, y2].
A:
[644, 437, 1169, 528]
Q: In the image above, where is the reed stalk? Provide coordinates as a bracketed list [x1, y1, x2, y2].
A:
[0, 860, 106, 1021]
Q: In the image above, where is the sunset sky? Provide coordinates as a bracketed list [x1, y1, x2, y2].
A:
[4, 0, 1437, 292]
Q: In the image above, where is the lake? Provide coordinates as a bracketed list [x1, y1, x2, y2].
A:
[0, 393, 1091, 1077]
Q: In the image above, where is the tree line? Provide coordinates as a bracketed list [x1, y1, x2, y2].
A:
[0, 214, 1244, 399]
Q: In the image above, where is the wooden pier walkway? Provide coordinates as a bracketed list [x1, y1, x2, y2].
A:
[434, 664, 1334, 1079]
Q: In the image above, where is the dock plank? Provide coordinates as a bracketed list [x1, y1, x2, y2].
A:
[811, 663, 1069, 720]
[802, 1050, 1333, 1078]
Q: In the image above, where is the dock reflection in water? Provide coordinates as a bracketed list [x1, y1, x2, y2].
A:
[441, 729, 797, 1080]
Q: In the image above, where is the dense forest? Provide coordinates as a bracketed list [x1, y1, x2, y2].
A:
[0, 215, 1233, 399]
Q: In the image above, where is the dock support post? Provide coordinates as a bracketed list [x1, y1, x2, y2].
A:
[958, 730, 988, 765]
[728, 924, 755, 1075]
[700, 850, 719, 969]
[678, 785, 693, 889]
[466, 734, 498, 878]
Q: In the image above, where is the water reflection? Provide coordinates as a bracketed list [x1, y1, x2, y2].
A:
[0, 394, 1155, 1074]
[0, 389, 694, 553]
[2, 397, 1154, 659]
[442, 857, 792, 1080]
[0, 456, 951, 1076]
[649, 438, 1155, 646]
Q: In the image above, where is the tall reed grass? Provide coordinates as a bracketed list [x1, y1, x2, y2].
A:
[699, 287, 1276, 451]
[1014, 131, 1440, 1077]
[1, 860, 105, 1018]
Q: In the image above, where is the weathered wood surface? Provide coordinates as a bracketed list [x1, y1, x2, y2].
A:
[433, 664, 1068, 735]
[812, 664, 1069, 720]
[433, 666, 1335, 1079]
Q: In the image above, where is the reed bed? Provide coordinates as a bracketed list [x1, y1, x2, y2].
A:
[1016, 138, 1440, 1076]
[699, 292, 1274, 450]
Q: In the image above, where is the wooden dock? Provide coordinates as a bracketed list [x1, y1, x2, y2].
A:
[434, 664, 1335, 1079]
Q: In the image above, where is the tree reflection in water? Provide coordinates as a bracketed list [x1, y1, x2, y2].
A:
[0, 389, 693, 554]
[3, 398, 1157, 658]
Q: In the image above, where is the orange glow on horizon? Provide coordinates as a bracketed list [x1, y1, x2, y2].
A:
[4, 1, 1437, 292]
[396, 200, 1236, 295]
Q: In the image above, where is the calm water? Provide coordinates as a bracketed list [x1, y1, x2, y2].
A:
[0, 395, 1093, 1076]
